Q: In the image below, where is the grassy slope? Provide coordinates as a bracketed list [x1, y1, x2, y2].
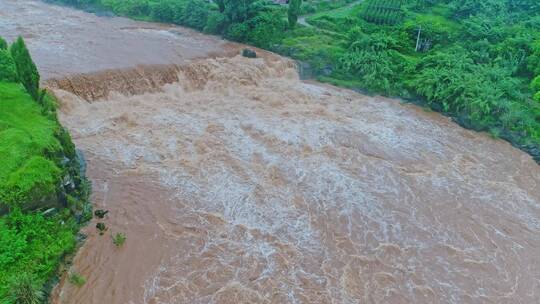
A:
[0, 210, 78, 300]
[0, 83, 63, 209]
[0, 82, 89, 301]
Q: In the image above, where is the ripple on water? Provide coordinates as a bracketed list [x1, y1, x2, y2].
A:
[48, 55, 540, 304]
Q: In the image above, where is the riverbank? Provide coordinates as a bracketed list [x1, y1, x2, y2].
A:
[45, 0, 540, 164]
[0, 38, 90, 301]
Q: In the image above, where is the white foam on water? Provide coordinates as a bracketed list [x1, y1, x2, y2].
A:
[55, 56, 540, 304]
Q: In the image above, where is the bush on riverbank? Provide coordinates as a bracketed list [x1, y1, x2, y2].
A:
[10, 37, 41, 102]
[0, 36, 90, 302]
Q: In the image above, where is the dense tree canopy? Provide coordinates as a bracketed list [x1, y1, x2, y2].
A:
[288, 0, 302, 28]
[10, 37, 40, 102]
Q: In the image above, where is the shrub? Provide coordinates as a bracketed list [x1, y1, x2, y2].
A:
[10, 37, 40, 101]
[527, 40, 540, 75]
[531, 76, 540, 92]
[224, 0, 251, 23]
[339, 31, 409, 94]
[246, 11, 287, 49]
[0, 37, 7, 50]
[102, 0, 149, 16]
[204, 11, 228, 34]
[0, 211, 78, 300]
[112, 232, 127, 247]
[149, 0, 180, 23]
[1, 156, 61, 210]
[534, 91, 540, 102]
[96, 222, 107, 235]
[179, 0, 210, 30]
[6, 273, 44, 304]
[0, 49, 18, 82]
[68, 272, 86, 287]
[288, 0, 302, 28]
[409, 49, 530, 131]
[224, 23, 249, 42]
[339, 49, 399, 93]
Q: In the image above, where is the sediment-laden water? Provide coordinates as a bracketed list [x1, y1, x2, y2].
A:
[0, 0, 238, 79]
[2, 1, 540, 303]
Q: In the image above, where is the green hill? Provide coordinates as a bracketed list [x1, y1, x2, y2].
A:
[0, 36, 90, 303]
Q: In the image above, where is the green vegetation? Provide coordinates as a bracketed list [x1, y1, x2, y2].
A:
[361, 0, 404, 25]
[50, 0, 540, 162]
[288, 0, 302, 28]
[112, 232, 127, 247]
[0, 37, 7, 50]
[0, 36, 90, 303]
[5, 273, 44, 304]
[68, 272, 86, 287]
[10, 38, 41, 102]
[0, 51, 18, 83]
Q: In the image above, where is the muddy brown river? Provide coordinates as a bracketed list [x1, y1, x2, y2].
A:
[2, 1, 540, 303]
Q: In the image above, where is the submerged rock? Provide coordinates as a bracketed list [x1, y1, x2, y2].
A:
[94, 209, 109, 219]
[242, 48, 257, 58]
[96, 222, 107, 235]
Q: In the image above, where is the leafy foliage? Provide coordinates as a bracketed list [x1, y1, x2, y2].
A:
[10, 37, 40, 102]
[246, 11, 287, 48]
[149, 0, 181, 23]
[528, 40, 540, 75]
[0, 50, 18, 82]
[410, 49, 528, 130]
[0, 210, 79, 300]
[180, 0, 211, 30]
[5, 273, 44, 304]
[68, 272, 86, 287]
[288, 0, 302, 28]
[0, 37, 7, 50]
[338, 29, 412, 93]
[0, 83, 64, 211]
[204, 11, 228, 34]
[0, 35, 90, 302]
[112, 232, 127, 247]
[2, 156, 61, 210]
[223, 0, 258, 23]
[361, 0, 404, 25]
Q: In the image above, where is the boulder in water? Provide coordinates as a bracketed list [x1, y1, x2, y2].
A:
[242, 49, 257, 58]
[94, 209, 109, 219]
[96, 222, 107, 235]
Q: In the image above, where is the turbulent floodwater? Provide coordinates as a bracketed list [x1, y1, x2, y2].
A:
[0, 0, 237, 79]
[3, 1, 540, 304]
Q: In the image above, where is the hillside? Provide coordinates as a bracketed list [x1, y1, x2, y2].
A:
[0, 36, 89, 302]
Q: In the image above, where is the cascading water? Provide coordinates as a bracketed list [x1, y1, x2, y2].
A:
[50, 56, 540, 304]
